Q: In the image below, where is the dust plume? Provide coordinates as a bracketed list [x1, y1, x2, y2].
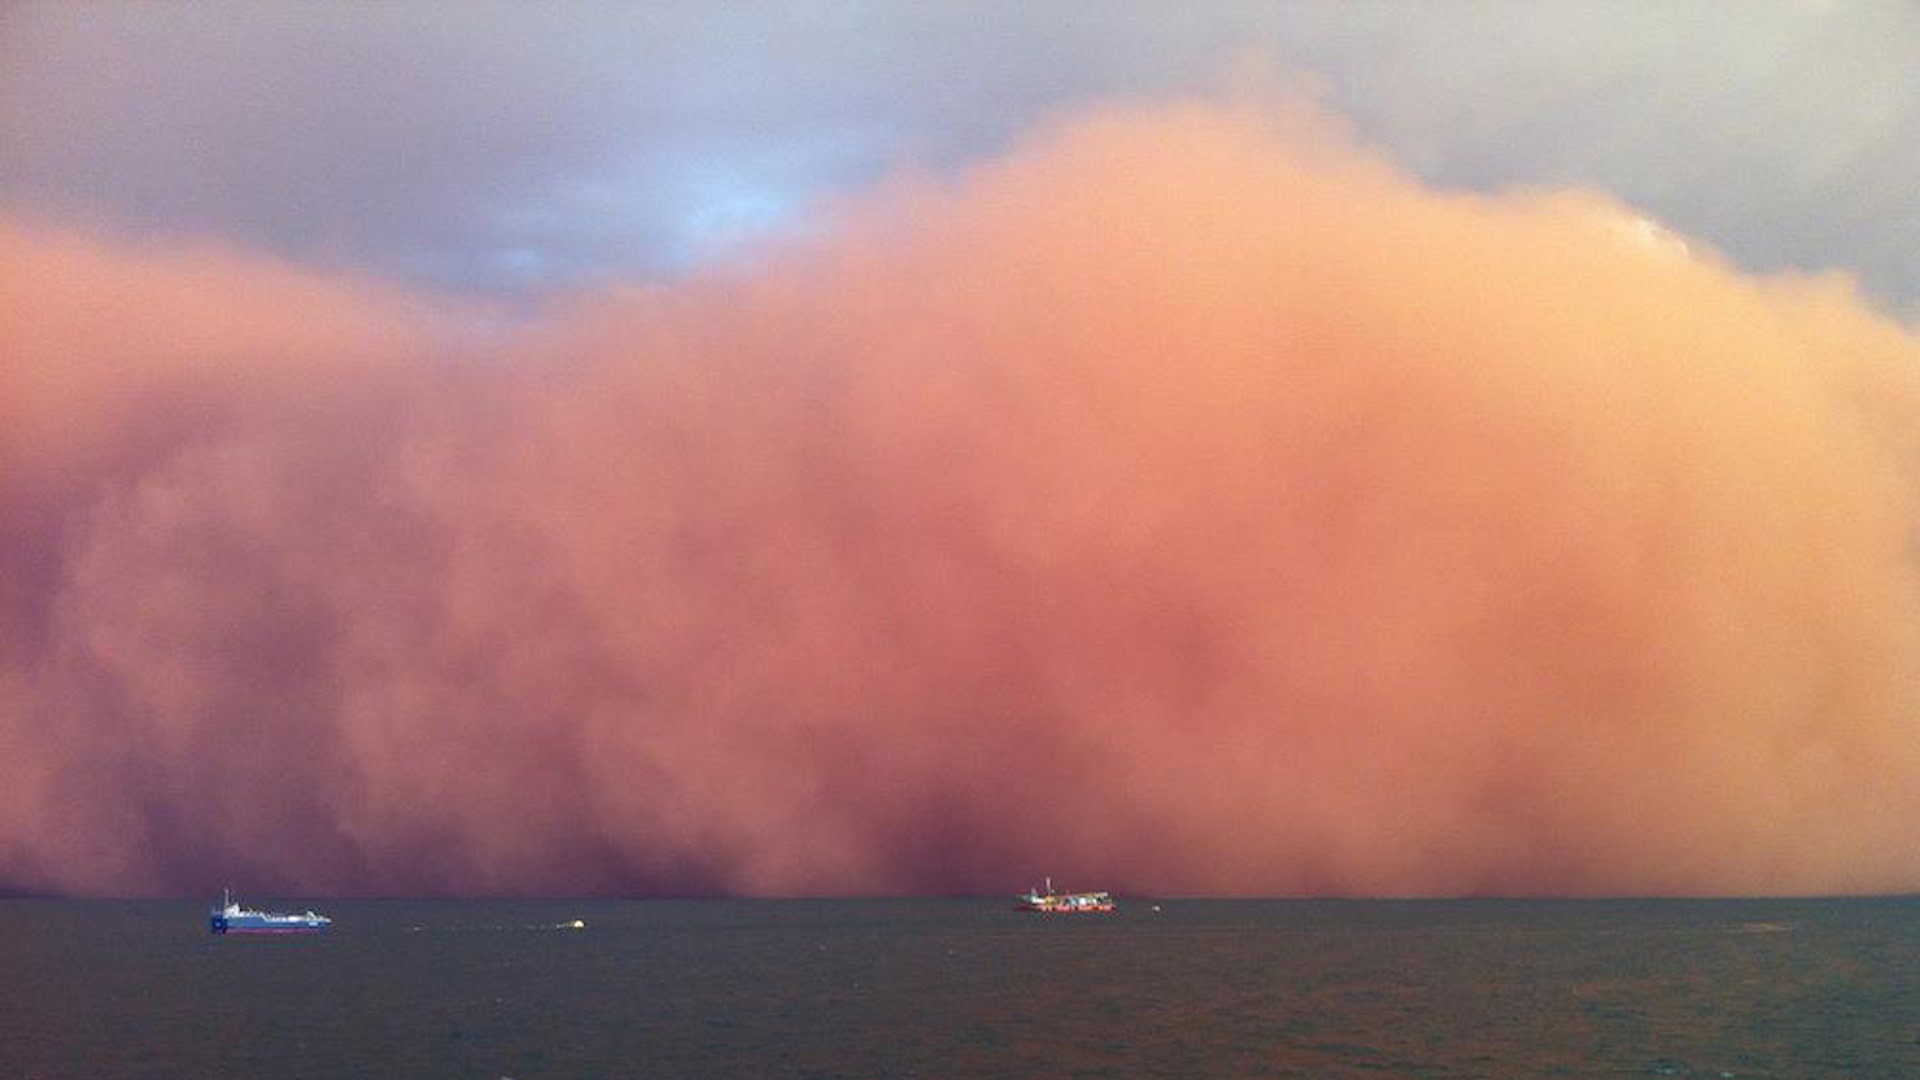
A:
[4, 102, 1918, 898]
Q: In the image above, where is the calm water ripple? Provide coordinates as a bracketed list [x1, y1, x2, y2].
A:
[2, 898, 1916, 1079]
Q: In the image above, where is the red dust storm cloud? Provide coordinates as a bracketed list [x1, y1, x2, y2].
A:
[3, 102, 1918, 899]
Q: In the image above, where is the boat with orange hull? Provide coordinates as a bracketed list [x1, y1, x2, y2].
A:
[1016, 878, 1115, 913]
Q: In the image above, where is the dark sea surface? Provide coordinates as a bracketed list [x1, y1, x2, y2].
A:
[2, 897, 1916, 1079]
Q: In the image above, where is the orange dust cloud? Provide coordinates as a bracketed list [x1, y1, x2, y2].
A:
[3, 102, 1918, 897]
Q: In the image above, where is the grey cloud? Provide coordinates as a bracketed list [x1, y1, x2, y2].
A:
[1256, 2, 1920, 318]
[3, 1, 1915, 314]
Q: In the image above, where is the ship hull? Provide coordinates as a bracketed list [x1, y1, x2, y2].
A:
[210, 918, 330, 934]
[1016, 900, 1116, 913]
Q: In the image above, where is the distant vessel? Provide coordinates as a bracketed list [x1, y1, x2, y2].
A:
[1016, 878, 1115, 913]
[209, 888, 332, 934]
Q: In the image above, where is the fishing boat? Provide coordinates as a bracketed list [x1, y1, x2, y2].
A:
[208, 888, 332, 934]
[1016, 878, 1115, 913]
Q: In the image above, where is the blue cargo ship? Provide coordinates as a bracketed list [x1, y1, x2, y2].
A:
[209, 889, 332, 934]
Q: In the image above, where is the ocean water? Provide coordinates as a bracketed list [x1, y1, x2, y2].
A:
[1, 897, 1915, 1079]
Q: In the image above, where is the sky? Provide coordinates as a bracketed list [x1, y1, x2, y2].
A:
[2, 2, 1919, 898]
